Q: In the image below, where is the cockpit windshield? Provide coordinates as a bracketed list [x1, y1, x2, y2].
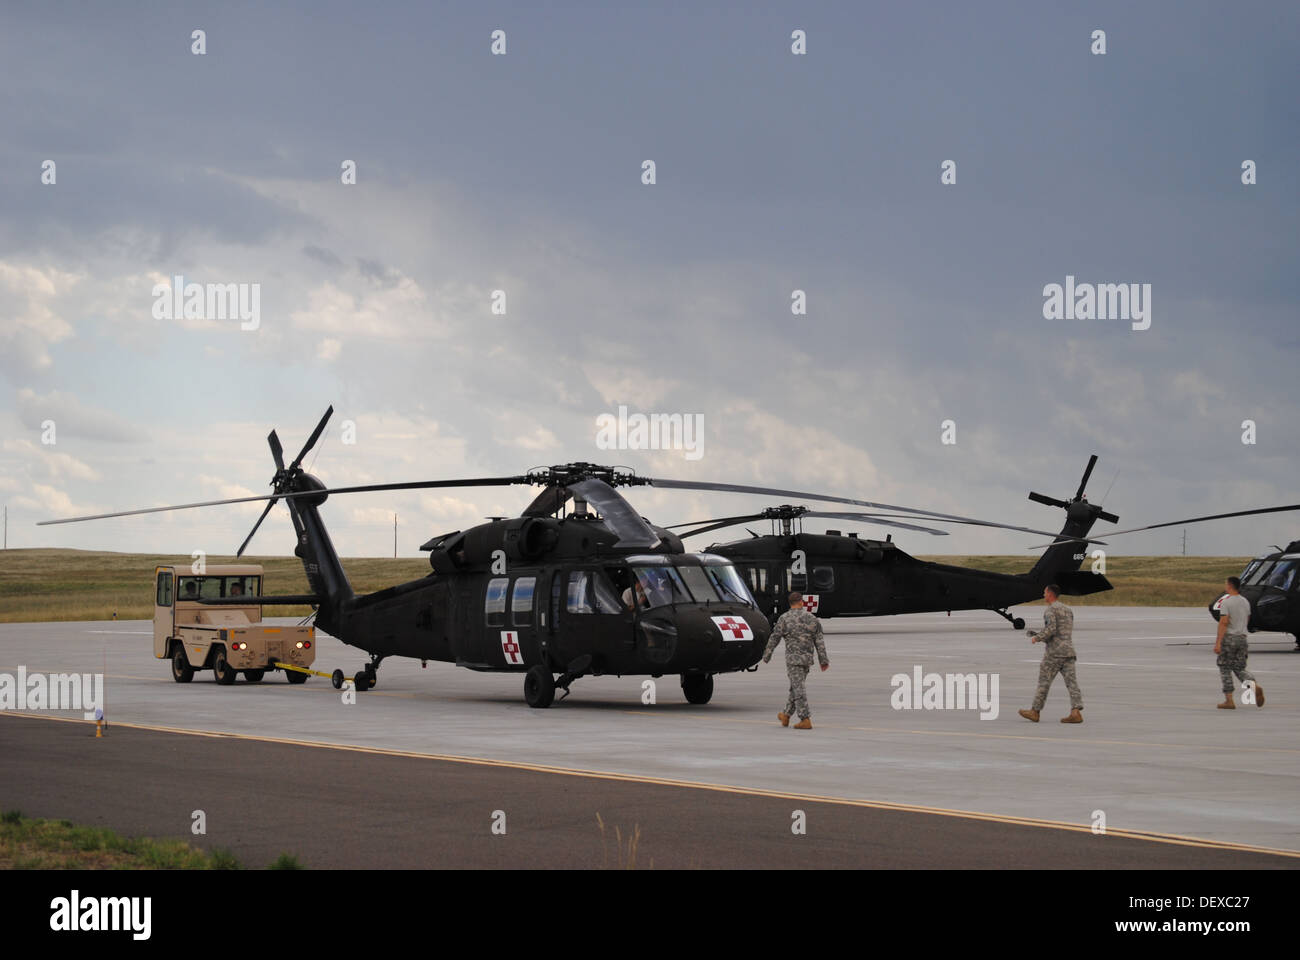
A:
[1245, 562, 1275, 586]
[704, 562, 756, 606]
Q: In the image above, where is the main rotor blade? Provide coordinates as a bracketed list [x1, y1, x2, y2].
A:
[288, 406, 334, 471]
[569, 477, 660, 548]
[1075, 454, 1098, 500]
[674, 516, 768, 539]
[665, 514, 764, 531]
[522, 484, 570, 518]
[268, 430, 285, 472]
[1026, 502, 1300, 549]
[236, 499, 278, 557]
[643, 478, 1063, 539]
[801, 512, 949, 536]
[38, 476, 529, 526]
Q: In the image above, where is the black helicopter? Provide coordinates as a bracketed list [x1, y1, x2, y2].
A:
[41, 407, 1058, 707]
[667, 456, 1118, 629]
[1028, 503, 1300, 647]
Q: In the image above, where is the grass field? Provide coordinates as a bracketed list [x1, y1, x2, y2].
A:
[0, 548, 1251, 622]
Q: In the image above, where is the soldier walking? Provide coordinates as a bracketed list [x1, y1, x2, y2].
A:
[1216, 576, 1263, 710]
[1018, 584, 1083, 724]
[762, 591, 829, 729]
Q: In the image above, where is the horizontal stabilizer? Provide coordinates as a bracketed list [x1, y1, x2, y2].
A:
[1052, 571, 1112, 596]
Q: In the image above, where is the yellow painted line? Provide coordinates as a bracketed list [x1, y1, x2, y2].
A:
[3, 711, 1295, 859]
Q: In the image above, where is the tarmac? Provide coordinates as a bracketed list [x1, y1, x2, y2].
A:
[1, 607, 1297, 867]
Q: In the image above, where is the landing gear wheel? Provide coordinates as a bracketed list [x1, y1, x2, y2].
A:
[353, 671, 371, 692]
[681, 673, 714, 705]
[171, 645, 194, 683]
[524, 665, 556, 708]
[285, 669, 308, 685]
[213, 648, 238, 686]
[1013, 617, 1025, 630]
[363, 666, 377, 690]
[243, 669, 265, 682]
[331, 669, 345, 689]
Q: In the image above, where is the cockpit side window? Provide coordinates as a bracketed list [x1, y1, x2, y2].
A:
[1264, 560, 1297, 591]
[632, 566, 689, 609]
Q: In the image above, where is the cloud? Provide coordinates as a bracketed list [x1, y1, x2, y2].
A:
[0, 262, 79, 376]
[16, 388, 144, 443]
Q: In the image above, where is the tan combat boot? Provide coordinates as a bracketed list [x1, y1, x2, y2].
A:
[1018, 708, 1040, 722]
[1217, 695, 1235, 709]
[1061, 708, 1082, 724]
[777, 711, 790, 727]
[1254, 683, 1265, 708]
[794, 717, 812, 729]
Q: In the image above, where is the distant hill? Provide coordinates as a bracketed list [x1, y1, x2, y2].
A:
[0, 548, 1249, 623]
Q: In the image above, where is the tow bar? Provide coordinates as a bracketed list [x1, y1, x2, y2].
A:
[274, 661, 349, 689]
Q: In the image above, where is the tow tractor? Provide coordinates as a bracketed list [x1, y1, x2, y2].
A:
[153, 564, 319, 684]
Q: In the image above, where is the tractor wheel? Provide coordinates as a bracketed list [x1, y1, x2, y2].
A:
[212, 648, 238, 685]
[171, 644, 194, 683]
[285, 669, 308, 685]
[243, 669, 265, 682]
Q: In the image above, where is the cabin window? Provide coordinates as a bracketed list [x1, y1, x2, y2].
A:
[156, 572, 173, 607]
[511, 577, 536, 626]
[813, 566, 835, 591]
[1239, 560, 1261, 583]
[567, 570, 622, 614]
[485, 577, 508, 626]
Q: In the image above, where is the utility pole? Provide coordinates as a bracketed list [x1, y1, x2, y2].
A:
[1181, 529, 1186, 556]
[3, 505, 6, 549]
[394, 513, 397, 558]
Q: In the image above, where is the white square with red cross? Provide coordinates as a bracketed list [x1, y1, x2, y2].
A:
[711, 615, 754, 642]
[802, 594, 820, 614]
[500, 630, 524, 665]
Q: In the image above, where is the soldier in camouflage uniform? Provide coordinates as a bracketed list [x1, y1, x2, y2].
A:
[762, 591, 829, 729]
[1017, 584, 1083, 724]
[1215, 576, 1263, 709]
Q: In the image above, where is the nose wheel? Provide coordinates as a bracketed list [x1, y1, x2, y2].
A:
[993, 608, 1026, 630]
[681, 672, 713, 704]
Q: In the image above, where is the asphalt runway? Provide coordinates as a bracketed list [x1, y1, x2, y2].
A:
[2, 607, 1298, 867]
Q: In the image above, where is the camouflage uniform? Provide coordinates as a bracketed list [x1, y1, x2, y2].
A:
[1028, 600, 1082, 711]
[762, 608, 829, 720]
[1217, 635, 1256, 694]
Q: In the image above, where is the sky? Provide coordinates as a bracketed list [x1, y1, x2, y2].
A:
[1, 0, 1297, 561]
